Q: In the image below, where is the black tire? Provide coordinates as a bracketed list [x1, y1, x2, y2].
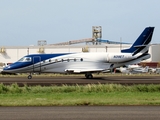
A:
[28, 75, 32, 79]
[85, 73, 93, 79]
[88, 74, 93, 79]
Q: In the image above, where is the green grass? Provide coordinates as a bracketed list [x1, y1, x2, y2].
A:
[0, 83, 160, 106]
[0, 92, 160, 106]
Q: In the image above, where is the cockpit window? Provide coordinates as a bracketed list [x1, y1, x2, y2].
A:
[18, 57, 32, 62]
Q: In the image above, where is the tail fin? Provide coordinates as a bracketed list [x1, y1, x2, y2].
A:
[121, 27, 154, 56]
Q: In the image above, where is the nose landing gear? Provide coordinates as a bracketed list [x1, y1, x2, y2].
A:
[28, 74, 32, 79]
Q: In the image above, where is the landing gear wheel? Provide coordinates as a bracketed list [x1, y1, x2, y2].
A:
[28, 75, 32, 79]
[85, 73, 93, 79]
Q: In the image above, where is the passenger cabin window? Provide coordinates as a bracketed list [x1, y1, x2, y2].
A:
[80, 58, 83, 61]
[18, 57, 32, 62]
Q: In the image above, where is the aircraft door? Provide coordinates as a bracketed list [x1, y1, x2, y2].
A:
[33, 56, 41, 73]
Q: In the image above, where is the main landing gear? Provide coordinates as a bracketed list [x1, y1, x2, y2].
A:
[85, 73, 93, 79]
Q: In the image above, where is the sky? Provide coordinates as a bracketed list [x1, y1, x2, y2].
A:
[0, 0, 159, 46]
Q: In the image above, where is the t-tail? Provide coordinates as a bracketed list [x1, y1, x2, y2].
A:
[121, 27, 154, 56]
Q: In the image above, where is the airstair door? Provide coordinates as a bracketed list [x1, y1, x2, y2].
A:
[33, 56, 41, 73]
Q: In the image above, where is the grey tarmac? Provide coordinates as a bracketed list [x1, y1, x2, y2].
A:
[0, 106, 160, 120]
[0, 75, 160, 86]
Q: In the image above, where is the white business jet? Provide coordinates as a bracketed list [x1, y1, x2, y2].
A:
[3, 27, 155, 79]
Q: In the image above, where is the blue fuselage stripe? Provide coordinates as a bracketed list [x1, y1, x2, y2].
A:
[4, 53, 72, 70]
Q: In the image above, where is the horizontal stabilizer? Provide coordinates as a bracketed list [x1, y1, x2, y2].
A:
[134, 45, 149, 48]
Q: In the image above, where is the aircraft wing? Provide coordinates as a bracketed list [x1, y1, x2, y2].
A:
[65, 68, 104, 73]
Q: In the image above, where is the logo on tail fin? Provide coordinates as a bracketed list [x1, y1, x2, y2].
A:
[121, 27, 154, 56]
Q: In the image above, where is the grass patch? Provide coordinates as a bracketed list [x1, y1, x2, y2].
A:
[0, 83, 160, 106]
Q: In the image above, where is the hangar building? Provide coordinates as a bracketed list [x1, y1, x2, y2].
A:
[0, 43, 160, 68]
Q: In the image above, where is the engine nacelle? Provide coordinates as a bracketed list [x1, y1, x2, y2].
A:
[106, 53, 136, 63]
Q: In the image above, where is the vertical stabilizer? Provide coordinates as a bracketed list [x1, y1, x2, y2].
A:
[121, 27, 154, 56]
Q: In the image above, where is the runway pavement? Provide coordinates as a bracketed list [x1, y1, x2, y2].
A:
[0, 75, 160, 86]
[0, 106, 160, 120]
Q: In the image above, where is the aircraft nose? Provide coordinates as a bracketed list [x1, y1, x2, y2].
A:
[3, 66, 10, 72]
[3, 66, 7, 70]
[2, 63, 19, 74]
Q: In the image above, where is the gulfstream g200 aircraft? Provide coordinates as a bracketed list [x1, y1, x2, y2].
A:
[3, 27, 154, 79]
